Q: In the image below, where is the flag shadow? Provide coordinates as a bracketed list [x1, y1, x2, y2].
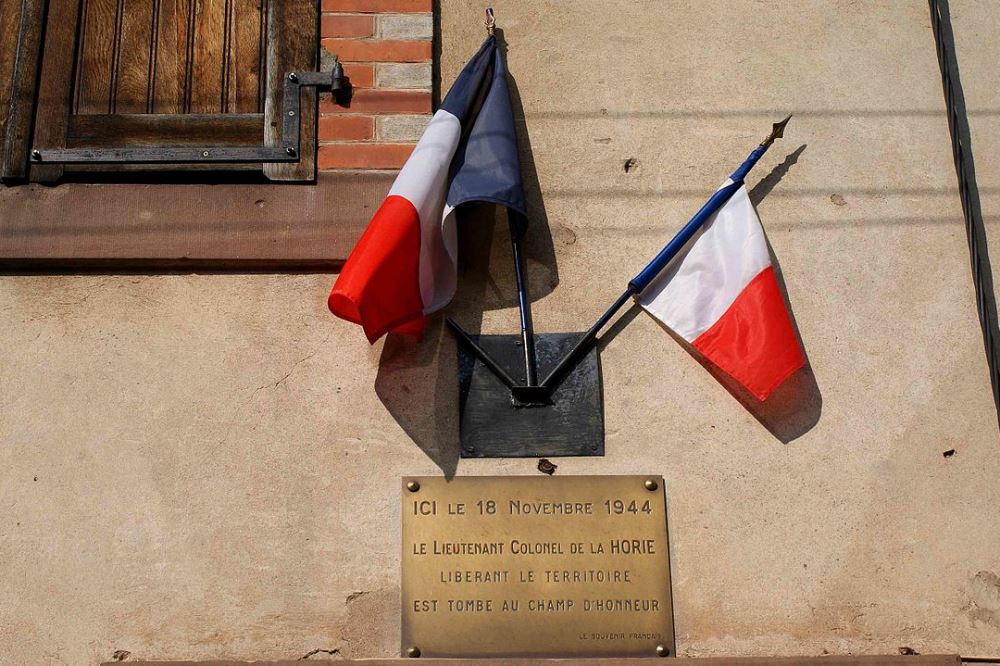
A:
[375, 319, 461, 478]
[749, 144, 807, 205]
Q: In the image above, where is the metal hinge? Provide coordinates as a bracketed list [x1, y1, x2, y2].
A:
[30, 61, 348, 165]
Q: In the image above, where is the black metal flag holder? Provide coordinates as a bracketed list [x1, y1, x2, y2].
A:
[446, 207, 606, 459]
[446, 9, 790, 460]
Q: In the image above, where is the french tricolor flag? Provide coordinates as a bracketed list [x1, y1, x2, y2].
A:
[328, 36, 525, 343]
[636, 181, 804, 400]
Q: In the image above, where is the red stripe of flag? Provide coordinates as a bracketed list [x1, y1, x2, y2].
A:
[328, 195, 426, 343]
[691, 266, 805, 400]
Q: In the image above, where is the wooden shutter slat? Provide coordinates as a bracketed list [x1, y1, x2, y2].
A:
[67, 113, 263, 147]
[0, 1, 21, 143]
[230, 0, 263, 113]
[151, 0, 191, 114]
[114, 0, 156, 113]
[74, 0, 118, 114]
[1, 0, 47, 182]
[189, 0, 225, 113]
[31, 0, 81, 182]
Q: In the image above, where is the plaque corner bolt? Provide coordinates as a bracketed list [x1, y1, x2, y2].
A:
[656, 644, 670, 657]
[406, 646, 421, 658]
[644, 479, 659, 491]
[406, 480, 420, 493]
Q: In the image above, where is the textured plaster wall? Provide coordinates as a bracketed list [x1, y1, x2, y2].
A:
[2, 1, 1000, 664]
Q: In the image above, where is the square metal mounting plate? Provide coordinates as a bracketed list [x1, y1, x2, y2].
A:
[457, 332, 604, 458]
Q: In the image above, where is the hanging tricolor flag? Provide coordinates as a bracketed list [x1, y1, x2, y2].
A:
[328, 34, 526, 343]
[635, 181, 804, 400]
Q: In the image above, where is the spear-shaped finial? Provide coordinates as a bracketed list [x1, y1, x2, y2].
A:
[762, 114, 792, 148]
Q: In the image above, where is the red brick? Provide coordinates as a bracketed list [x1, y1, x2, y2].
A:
[321, 14, 375, 38]
[321, 38, 431, 63]
[343, 63, 375, 88]
[321, 89, 431, 114]
[321, 0, 430, 12]
[319, 143, 415, 169]
[318, 115, 374, 141]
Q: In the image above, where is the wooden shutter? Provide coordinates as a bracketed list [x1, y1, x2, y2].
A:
[1, 0, 46, 182]
[29, 0, 318, 182]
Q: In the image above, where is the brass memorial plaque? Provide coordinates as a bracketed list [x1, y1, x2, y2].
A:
[400, 475, 674, 658]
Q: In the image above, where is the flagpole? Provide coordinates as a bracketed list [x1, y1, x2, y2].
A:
[509, 212, 539, 386]
[539, 115, 792, 392]
[485, 5, 540, 387]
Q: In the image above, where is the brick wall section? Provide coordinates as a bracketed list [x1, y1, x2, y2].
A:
[318, 0, 433, 170]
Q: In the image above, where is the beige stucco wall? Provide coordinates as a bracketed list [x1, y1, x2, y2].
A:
[2, 1, 1000, 664]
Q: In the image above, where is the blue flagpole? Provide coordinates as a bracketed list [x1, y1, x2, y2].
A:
[539, 115, 792, 392]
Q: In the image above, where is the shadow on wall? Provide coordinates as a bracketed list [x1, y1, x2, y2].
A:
[375, 320, 460, 478]
[374, 29, 560, 477]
